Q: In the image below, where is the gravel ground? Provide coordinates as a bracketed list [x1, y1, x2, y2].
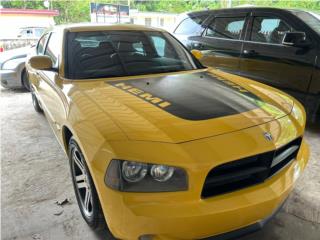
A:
[1, 87, 320, 240]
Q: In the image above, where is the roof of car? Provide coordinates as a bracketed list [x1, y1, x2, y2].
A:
[53, 23, 166, 33]
[187, 7, 308, 16]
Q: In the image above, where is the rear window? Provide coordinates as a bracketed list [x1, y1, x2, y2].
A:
[174, 15, 208, 35]
[65, 30, 199, 79]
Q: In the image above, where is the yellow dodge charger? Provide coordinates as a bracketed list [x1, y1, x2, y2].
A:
[26, 24, 309, 240]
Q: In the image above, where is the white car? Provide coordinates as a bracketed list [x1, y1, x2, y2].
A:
[17, 27, 46, 39]
[0, 46, 32, 91]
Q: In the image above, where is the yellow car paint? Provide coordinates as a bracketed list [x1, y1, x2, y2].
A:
[26, 24, 309, 240]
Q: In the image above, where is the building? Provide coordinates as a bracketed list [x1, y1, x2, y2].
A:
[130, 10, 178, 32]
[0, 8, 59, 38]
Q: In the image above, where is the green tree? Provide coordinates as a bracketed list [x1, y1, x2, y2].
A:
[0, 0, 319, 24]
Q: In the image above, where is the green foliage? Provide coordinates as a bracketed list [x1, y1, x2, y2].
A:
[51, 0, 91, 24]
[0, 0, 319, 24]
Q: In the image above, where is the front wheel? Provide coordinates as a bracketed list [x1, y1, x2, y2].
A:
[22, 69, 31, 91]
[68, 137, 106, 230]
[31, 92, 43, 113]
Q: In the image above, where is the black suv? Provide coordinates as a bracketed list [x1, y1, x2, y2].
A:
[173, 8, 320, 122]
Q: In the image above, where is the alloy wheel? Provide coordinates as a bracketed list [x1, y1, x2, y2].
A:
[71, 147, 93, 218]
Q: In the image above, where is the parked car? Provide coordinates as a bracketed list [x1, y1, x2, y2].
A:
[0, 46, 32, 90]
[173, 8, 320, 122]
[26, 24, 309, 240]
[17, 27, 46, 39]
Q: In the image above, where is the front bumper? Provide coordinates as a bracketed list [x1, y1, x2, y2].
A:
[0, 69, 22, 88]
[90, 139, 309, 240]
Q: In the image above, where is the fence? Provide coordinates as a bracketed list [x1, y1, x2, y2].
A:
[0, 38, 37, 52]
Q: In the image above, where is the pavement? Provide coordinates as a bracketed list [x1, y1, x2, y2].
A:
[1, 87, 320, 240]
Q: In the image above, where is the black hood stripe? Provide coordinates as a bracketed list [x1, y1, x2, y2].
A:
[108, 72, 262, 120]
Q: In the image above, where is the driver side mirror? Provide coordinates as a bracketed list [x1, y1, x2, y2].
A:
[191, 49, 203, 60]
[282, 32, 311, 48]
[28, 55, 53, 70]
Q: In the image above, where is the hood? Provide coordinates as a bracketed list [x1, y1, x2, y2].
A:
[75, 69, 294, 143]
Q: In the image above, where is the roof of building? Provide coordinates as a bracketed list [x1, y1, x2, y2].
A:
[0, 8, 59, 16]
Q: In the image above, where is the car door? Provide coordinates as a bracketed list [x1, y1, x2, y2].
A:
[189, 11, 250, 74]
[37, 32, 66, 136]
[239, 11, 317, 102]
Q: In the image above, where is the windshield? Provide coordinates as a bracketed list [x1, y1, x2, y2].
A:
[291, 11, 320, 35]
[65, 30, 199, 79]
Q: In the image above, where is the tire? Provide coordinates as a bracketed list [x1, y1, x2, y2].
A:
[22, 69, 31, 91]
[31, 92, 43, 113]
[68, 137, 107, 230]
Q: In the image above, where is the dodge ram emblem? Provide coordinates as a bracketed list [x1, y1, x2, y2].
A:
[263, 132, 273, 141]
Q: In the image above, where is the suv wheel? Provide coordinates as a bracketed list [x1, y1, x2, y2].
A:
[68, 137, 107, 230]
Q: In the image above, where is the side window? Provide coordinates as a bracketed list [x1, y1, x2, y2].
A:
[151, 36, 166, 56]
[37, 33, 49, 55]
[250, 17, 293, 44]
[45, 32, 60, 67]
[206, 17, 245, 40]
[174, 15, 208, 35]
[132, 42, 146, 55]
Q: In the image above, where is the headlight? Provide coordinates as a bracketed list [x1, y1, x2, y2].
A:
[122, 161, 148, 182]
[150, 164, 174, 182]
[105, 160, 188, 192]
[2, 58, 21, 70]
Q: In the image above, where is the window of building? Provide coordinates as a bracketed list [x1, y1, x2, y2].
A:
[160, 18, 164, 27]
[145, 18, 152, 26]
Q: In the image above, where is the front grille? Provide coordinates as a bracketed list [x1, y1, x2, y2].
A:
[201, 137, 302, 198]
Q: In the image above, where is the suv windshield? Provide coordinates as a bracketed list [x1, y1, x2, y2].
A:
[291, 11, 320, 35]
[66, 30, 199, 79]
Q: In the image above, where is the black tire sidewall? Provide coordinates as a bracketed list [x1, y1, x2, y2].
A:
[22, 69, 31, 91]
[68, 138, 105, 229]
[31, 92, 43, 113]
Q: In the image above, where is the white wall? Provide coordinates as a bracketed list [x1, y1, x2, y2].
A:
[0, 15, 55, 38]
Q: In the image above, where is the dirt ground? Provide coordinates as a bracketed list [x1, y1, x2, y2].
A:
[1, 87, 320, 240]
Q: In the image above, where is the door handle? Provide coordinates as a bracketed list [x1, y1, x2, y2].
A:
[243, 49, 258, 56]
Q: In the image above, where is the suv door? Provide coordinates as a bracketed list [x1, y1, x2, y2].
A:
[190, 12, 250, 73]
[239, 11, 317, 103]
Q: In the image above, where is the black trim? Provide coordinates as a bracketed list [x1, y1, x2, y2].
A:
[108, 71, 262, 120]
[201, 138, 302, 198]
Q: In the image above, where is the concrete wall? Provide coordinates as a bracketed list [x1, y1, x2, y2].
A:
[0, 14, 55, 38]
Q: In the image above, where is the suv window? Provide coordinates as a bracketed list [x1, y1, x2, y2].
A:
[206, 17, 245, 40]
[174, 15, 208, 35]
[37, 33, 49, 55]
[45, 32, 59, 67]
[291, 11, 320, 35]
[250, 17, 293, 44]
